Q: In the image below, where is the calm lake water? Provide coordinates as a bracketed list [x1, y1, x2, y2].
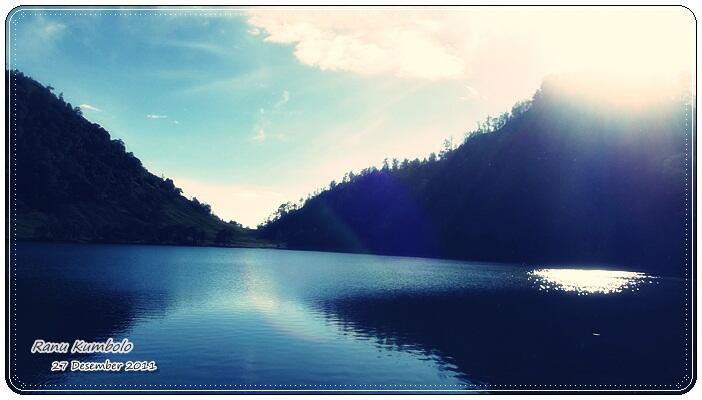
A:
[10, 242, 688, 392]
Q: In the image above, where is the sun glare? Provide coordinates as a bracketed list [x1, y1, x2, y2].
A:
[528, 268, 655, 295]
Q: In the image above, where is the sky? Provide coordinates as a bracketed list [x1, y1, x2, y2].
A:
[7, 6, 695, 227]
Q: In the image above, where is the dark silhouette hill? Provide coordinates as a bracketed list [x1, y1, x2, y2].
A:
[260, 78, 693, 276]
[8, 70, 257, 247]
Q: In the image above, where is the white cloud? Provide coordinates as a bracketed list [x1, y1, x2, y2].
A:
[251, 127, 266, 142]
[79, 104, 102, 112]
[247, 9, 465, 80]
[146, 114, 168, 119]
[250, 90, 290, 144]
[42, 20, 66, 38]
[14, 15, 67, 60]
[459, 85, 480, 101]
[177, 68, 274, 96]
[247, 7, 694, 85]
[163, 40, 231, 57]
[275, 90, 290, 108]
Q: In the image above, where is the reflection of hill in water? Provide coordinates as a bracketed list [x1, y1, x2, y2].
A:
[11, 243, 688, 390]
[316, 285, 685, 387]
[13, 280, 153, 386]
[12, 245, 173, 386]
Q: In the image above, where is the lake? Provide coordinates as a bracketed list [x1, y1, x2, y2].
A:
[9, 242, 689, 392]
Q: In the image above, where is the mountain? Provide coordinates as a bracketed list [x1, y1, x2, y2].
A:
[260, 78, 693, 276]
[8, 70, 259, 247]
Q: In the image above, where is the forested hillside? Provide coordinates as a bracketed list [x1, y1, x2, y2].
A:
[8, 69, 692, 274]
[260, 79, 692, 275]
[8, 70, 256, 247]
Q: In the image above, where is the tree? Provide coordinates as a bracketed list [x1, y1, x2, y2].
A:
[10, 70, 250, 246]
[215, 228, 236, 244]
[511, 99, 532, 117]
[440, 136, 455, 159]
[258, 81, 688, 277]
[191, 197, 212, 215]
[496, 112, 509, 130]
[276, 202, 293, 219]
[382, 158, 390, 171]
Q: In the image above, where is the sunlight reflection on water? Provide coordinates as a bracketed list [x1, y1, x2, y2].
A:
[528, 268, 656, 295]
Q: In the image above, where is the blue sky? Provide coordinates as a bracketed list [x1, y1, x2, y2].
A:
[7, 7, 694, 226]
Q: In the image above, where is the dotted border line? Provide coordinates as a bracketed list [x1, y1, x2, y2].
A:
[6, 8, 696, 392]
[5, 369, 692, 390]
